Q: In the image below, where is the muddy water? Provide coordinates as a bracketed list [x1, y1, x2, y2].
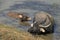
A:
[0, 1, 60, 40]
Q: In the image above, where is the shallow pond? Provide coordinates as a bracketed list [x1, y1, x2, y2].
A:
[0, 1, 60, 40]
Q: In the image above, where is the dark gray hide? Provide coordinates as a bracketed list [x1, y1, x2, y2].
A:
[28, 11, 54, 35]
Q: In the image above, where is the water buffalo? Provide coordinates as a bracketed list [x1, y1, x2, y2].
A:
[7, 12, 31, 22]
[28, 11, 54, 35]
[18, 14, 31, 22]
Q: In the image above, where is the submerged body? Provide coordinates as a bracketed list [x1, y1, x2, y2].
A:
[28, 11, 54, 34]
[7, 12, 31, 22]
[18, 14, 31, 22]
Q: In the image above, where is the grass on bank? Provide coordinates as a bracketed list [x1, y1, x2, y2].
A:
[0, 24, 52, 40]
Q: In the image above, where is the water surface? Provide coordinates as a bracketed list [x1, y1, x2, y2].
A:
[0, 1, 60, 40]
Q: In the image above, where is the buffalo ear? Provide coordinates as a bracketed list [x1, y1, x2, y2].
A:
[18, 15, 23, 18]
[31, 23, 33, 27]
[27, 17, 31, 20]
